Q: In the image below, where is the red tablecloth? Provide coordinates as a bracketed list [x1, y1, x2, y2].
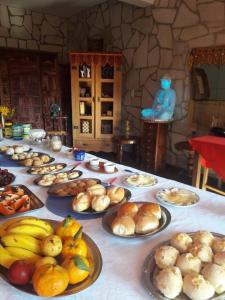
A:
[189, 135, 225, 180]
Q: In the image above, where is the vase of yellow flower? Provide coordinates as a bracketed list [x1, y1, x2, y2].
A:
[0, 106, 16, 125]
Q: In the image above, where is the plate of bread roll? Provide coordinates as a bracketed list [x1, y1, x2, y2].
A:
[143, 231, 225, 300]
[102, 202, 171, 238]
[72, 185, 131, 214]
[156, 188, 200, 207]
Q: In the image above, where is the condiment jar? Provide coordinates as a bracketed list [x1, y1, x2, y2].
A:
[22, 124, 31, 139]
[50, 135, 62, 152]
[12, 124, 23, 140]
[4, 122, 13, 138]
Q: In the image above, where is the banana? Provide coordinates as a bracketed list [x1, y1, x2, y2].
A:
[0, 217, 23, 237]
[1, 234, 42, 254]
[0, 243, 18, 269]
[16, 218, 54, 235]
[6, 224, 50, 240]
[5, 247, 41, 263]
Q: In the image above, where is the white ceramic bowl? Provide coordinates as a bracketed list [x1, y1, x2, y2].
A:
[89, 158, 100, 167]
[30, 129, 46, 139]
[104, 163, 115, 173]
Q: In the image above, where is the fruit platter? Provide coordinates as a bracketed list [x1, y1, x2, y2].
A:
[0, 185, 44, 217]
[0, 215, 102, 297]
[143, 231, 225, 300]
[102, 202, 171, 238]
[0, 169, 15, 187]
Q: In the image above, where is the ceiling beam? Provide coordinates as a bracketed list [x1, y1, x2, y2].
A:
[119, 0, 155, 7]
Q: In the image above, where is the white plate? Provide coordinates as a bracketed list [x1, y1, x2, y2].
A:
[123, 174, 158, 188]
[156, 187, 200, 207]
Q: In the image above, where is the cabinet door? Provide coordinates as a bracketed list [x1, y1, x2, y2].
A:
[71, 61, 95, 139]
[95, 61, 121, 139]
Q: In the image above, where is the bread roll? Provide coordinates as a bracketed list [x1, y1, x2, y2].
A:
[202, 263, 225, 294]
[155, 266, 183, 299]
[91, 195, 110, 212]
[135, 213, 159, 234]
[72, 192, 91, 212]
[183, 272, 215, 300]
[85, 179, 98, 187]
[212, 237, 225, 253]
[107, 186, 125, 204]
[138, 203, 161, 219]
[155, 245, 179, 269]
[170, 232, 192, 253]
[117, 203, 139, 218]
[189, 243, 213, 263]
[192, 231, 214, 247]
[87, 184, 106, 196]
[176, 253, 201, 276]
[214, 252, 225, 267]
[111, 215, 135, 236]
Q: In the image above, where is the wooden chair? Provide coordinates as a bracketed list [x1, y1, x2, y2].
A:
[113, 135, 140, 164]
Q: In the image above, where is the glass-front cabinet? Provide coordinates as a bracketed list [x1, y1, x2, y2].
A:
[70, 52, 122, 152]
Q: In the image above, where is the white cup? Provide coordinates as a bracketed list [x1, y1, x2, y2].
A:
[89, 158, 100, 167]
[104, 163, 115, 173]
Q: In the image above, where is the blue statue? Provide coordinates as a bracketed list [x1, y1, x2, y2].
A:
[141, 75, 176, 120]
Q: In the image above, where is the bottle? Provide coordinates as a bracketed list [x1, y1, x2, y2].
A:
[4, 121, 13, 138]
[0, 124, 3, 141]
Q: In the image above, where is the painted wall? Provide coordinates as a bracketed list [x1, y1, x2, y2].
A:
[0, 3, 68, 62]
[68, 0, 225, 167]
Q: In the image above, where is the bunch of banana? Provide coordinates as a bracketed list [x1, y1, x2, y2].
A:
[0, 217, 54, 268]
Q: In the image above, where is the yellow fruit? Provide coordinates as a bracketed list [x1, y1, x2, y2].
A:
[17, 218, 54, 235]
[6, 224, 49, 240]
[5, 247, 41, 263]
[0, 243, 18, 269]
[62, 255, 90, 284]
[32, 263, 69, 297]
[61, 237, 87, 259]
[56, 215, 81, 241]
[1, 234, 41, 254]
[0, 217, 22, 237]
[35, 257, 57, 269]
[41, 235, 62, 257]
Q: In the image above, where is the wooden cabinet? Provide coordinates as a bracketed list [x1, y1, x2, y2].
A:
[70, 52, 122, 152]
[140, 119, 172, 173]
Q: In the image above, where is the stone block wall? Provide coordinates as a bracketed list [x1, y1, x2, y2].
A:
[68, 0, 225, 167]
[0, 4, 68, 62]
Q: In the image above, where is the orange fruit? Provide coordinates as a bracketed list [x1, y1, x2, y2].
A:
[35, 257, 57, 269]
[32, 263, 69, 297]
[56, 215, 82, 241]
[61, 237, 87, 259]
[62, 255, 90, 284]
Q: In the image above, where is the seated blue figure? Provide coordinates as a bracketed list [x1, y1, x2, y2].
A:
[141, 75, 176, 121]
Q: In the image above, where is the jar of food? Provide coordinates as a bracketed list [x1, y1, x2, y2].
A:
[22, 124, 31, 139]
[12, 124, 23, 140]
[4, 122, 13, 138]
[50, 135, 62, 152]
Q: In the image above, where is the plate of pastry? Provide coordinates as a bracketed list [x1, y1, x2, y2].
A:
[27, 163, 67, 175]
[102, 201, 171, 238]
[156, 187, 200, 207]
[143, 231, 225, 300]
[18, 153, 55, 167]
[72, 185, 131, 215]
[123, 174, 157, 188]
[47, 178, 101, 197]
[34, 170, 83, 187]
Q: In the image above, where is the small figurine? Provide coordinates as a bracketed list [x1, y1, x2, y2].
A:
[141, 75, 176, 121]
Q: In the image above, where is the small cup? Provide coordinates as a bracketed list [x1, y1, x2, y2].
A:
[74, 150, 85, 161]
[104, 163, 115, 173]
[89, 158, 100, 167]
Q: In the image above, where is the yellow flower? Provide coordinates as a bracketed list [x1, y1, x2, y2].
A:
[0, 106, 10, 117]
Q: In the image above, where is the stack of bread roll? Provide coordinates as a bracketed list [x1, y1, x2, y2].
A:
[72, 184, 125, 212]
[111, 202, 161, 236]
[153, 231, 225, 300]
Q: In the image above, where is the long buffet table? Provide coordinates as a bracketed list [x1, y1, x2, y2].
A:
[1, 139, 225, 300]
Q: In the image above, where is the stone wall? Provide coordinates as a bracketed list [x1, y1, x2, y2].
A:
[68, 0, 225, 167]
[0, 4, 68, 62]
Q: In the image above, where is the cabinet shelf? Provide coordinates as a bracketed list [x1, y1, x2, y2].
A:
[78, 78, 92, 82]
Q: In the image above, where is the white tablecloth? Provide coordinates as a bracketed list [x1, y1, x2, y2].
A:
[0, 139, 225, 300]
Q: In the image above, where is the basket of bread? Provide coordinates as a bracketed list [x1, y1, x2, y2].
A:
[102, 202, 171, 238]
[72, 185, 131, 214]
[143, 231, 225, 300]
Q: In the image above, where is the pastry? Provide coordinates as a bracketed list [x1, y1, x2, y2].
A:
[87, 184, 106, 196]
[111, 215, 135, 236]
[85, 179, 98, 187]
[154, 245, 179, 269]
[134, 213, 159, 234]
[155, 266, 183, 299]
[68, 171, 79, 179]
[192, 231, 214, 247]
[107, 186, 125, 204]
[38, 179, 52, 186]
[183, 272, 215, 300]
[214, 252, 225, 267]
[170, 232, 193, 253]
[202, 263, 225, 294]
[40, 154, 50, 163]
[117, 202, 139, 218]
[24, 158, 33, 166]
[212, 237, 225, 253]
[33, 158, 42, 166]
[91, 195, 110, 212]
[176, 253, 201, 276]
[137, 203, 161, 219]
[189, 243, 213, 263]
[72, 192, 91, 212]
